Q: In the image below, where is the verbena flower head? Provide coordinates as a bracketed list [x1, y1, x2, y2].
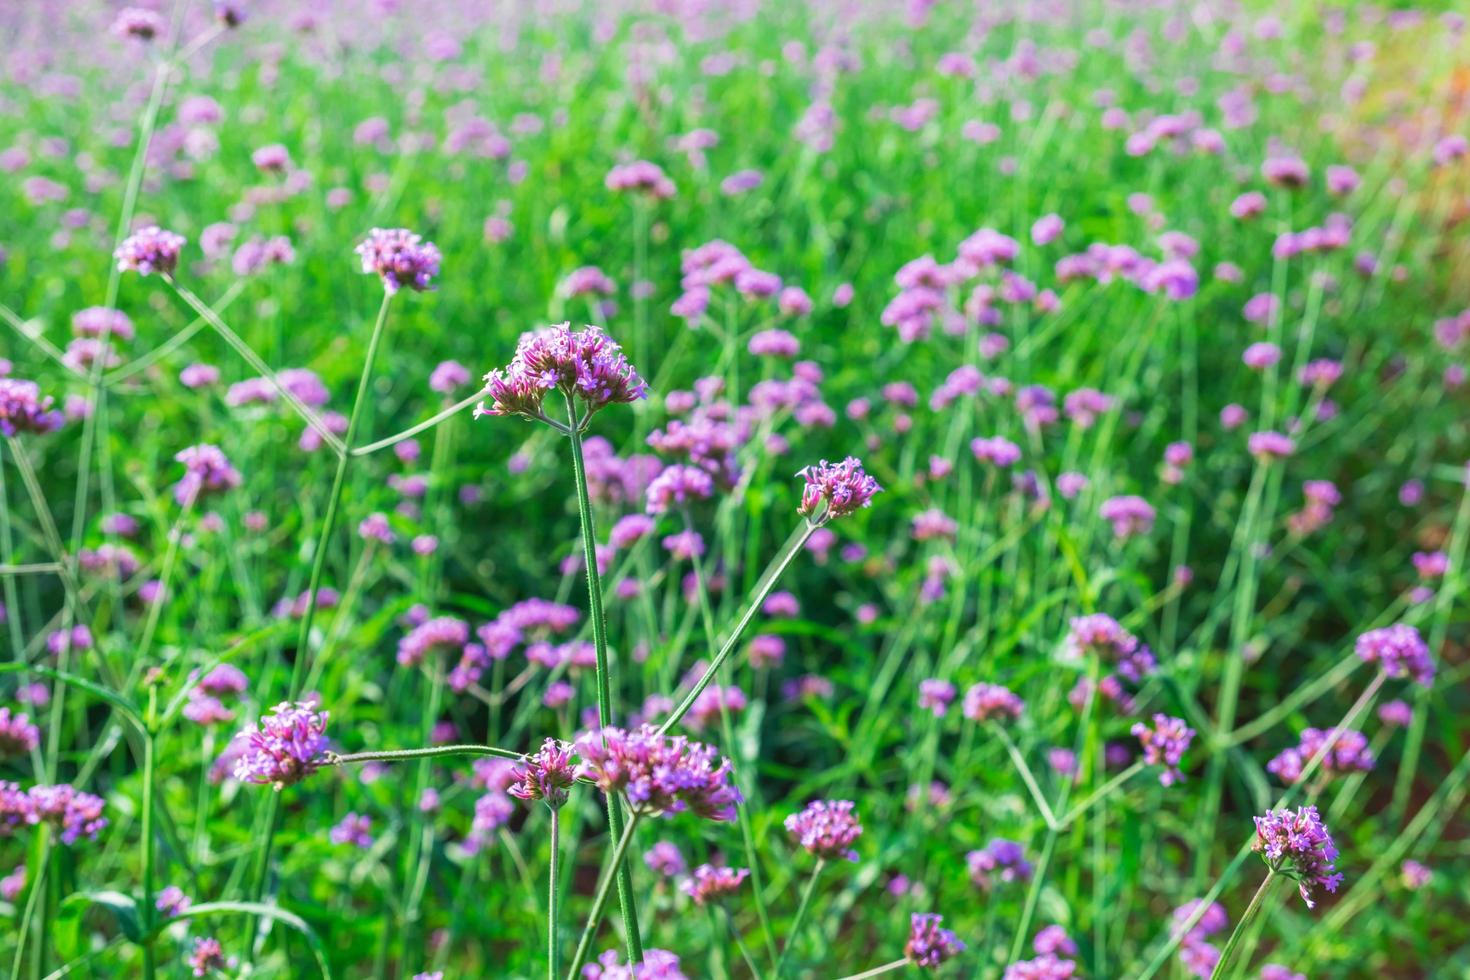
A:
[156, 885, 191, 917]
[0, 708, 40, 759]
[797, 457, 882, 523]
[355, 228, 440, 294]
[1098, 495, 1156, 538]
[576, 725, 740, 821]
[584, 948, 687, 979]
[785, 799, 862, 862]
[1131, 714, 1195, 785]
[963, 682, 1025, 723]
[232, 701, 330, 789]
[0, 379, 64, 436]
[173, 444, 241, 506]
[1266, 727, 1374, 784]
[329, 812, 374, 848]
[906, 913, 966, 967]
[967, 838, 1033, 889]
[680, 863, 750, 905]
[72, 307, 134, 341]
[115, 226, 185, 276]
[188, 937, 229, 977]
[19, 784, 108, 843]
[508, 738, 577, 809]
[113, 7, 165, 39]
[1355, 623, 1434, 686]
[476, 323, 647, 424]
[1252, 805, 1343, 908]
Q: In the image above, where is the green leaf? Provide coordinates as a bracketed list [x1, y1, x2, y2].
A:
[59, 891, 142, 943]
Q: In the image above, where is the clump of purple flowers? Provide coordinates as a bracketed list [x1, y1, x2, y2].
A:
[1131, 714, 1195, 785]
[476, 323, 647, 424]
[1252, 805, 1343, 908]
[797, 457, 883, 523]
[172, 444, 242, 506]
[785, 799, 863, 862]
[680, 863, 749, 905]
[0, 379, 64, 436]
[508, 738, 577, 809]
[576, 725, 740, 821]
[0, 708, 40, 759]
[2, 783, 109, 844]
[1355, 623, 1435, 686]
[966, 838, 1033, 889]
[1098, 495, 1156, 538]
[1267, 728, 1374, 784]
[232, 701, 330, 789]
[114, 226, 185, 276]
[905, 913, 966, 967]
[355, 228, 441, 294]
[962, 682, 1025, 723]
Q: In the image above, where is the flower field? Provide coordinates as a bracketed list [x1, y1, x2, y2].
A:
[2, 1, 1470, 977]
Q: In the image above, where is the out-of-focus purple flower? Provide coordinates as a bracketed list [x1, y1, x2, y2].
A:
[905, 913, 965, 967]
[231, 702, 330, 789]
[577, 725, 740, 821]
[187, 937, 229, 977]
[606, 161, 676, 198]
[1248, 430, 1295, 460]
[330, 812, 374, 848]
[918, 679, 956, 716]
[680, 863, 749, 905]
[0, 708, 39, 759]
[1378, 699, 1413, 727]
[0, 379, 64, 436]
[173, 444, 241, 506]
[785, 799, 862, 862]
[1267, 728, 1373, 784]
[156, 884, 191, 917]
[113, 7, 165, 39]
[1400, 859, 1431, 890]
[430, 360, 472, 394]
[115, 226, 185, 276]
[963, 683, 1024, 723]
[1098, 495, 1156, 538]
[356, 228, 440, 294]
[1252, 805, 1342, 907]
[1131, 714, 1195, 785]
[1355, 623, 1434, 686]
[967, 839, 1032, 889]
[583, 948, 687, 979]
[644, 841, 686, 877]
[797, 457, 882, 523]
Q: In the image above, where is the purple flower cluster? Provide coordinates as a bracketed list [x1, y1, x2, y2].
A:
[0, 782, 108, 844]
[188, 937, 229, 977]
[797, 457, 882, 523]
[1266, 728, 1374, 784]
[232, 701, 330, 789]
[477, 322, 647, 423]
[1355, 623, 1434, 686]
[115, 226, 185, 276]
[1131, 714, 1195, 786]
[396, 615, 469, 667]
[583, 948, 687, 979]
[962, 682, 1025, 723]
[905, 913, 966, 967]
[0, 708, 40, 758]
[508, 738, 577, 809]
[605, 160, 676, 198]
[1065, 614, 1156, 712]
[1252, 805, 1343, 908]
[576, 725, 740, 821]
[785, 799, 863, 862]
[1171, 899, 1228, 978]
[0, 379, 64, 436]
[1098, 494, 1156, 538]
[679, 863, 749, 905]
[173, 444, 242, 506]
[966, 838, 1033, 889]
[330, 813, 374, 848]
[355, 228, 441, 293]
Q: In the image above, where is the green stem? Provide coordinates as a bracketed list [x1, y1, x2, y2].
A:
[564, 393, 643, 965]
[351, 387, 489, 457]
[329, 744, 523, 765]
[774, 859, 825, 978]
[833, 959, 910, 980]
[1058, 761, 1145, 829]
[995, 726, 1058, 829]
[548, 807, 562, 980]
[1208, 871, 1275, 980]
[565, 811, 642, 980]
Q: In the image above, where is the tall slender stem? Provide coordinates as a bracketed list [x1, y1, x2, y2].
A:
[1208, 871, 1275, 980]
[564, 393, 643, 965]
[565, 811, 642, 980]
[548, 808, 562, 980]
[140, 695, 159, 980]
[833, 959, 910, 980]
[775, 859, 825, 978]
[329, 744, 522, 765]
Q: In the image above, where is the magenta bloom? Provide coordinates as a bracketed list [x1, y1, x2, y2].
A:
[477, 322, 647, 423]
[1098, 495, 1156, 538]
[329, 812, 374, 848]
[0, 709, 39, 759]
[680, 863, 750, 905]
[72, 307, 134, 341]
[0, 379, 63, 436]
[1267, 727, 1374, 784]
[1131, 714, 1195, 785]
[785, 799, 862, 862]
[25, 784, 108, 844]
[905, 913, 966, 967]
[115, 226, 185, 276]
[797, 457, 882, 523]
[508, 738, 577, 809]
[232, 701, 330, 789]
[188, 937, 228, 977]
[1356, 623, 1434, 686]
[971, 435, 1023, 467]
[918, 679, 956, 716]
[605, 160, 676, 198]
[1252, 806, 1342, 908]
[645, 464, 714, 515]
[966, 838, 1032, 889]
[576, 725, 740, 821]
[355, 228, 440, 294]
[173, 444, 241, 506]
[1248, 430, 1295, 460]
[962, 683, 1024, 723]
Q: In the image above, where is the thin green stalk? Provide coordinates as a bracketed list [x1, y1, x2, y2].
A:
[1208, 871, 1275, 980]
[1058, 761, 1145, 829]
[565, 811, 642, 980]
[140, 691, 159, 980]
[995, 726, 1058, 829]
[548, 807, 562, 980]
[833, 959, 909, 980]
[564, 393, 643, 964]
[774, 859, 825, 978]
[351, 386, 489, 457]
[329, 744, 523, 765]
[658, 520, 817, 735]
